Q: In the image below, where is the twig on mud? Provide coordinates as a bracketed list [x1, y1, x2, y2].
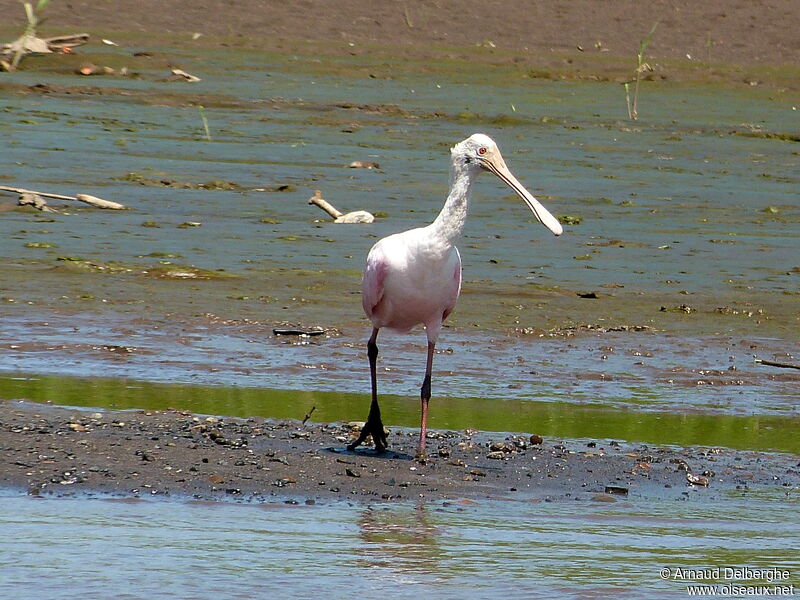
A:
[0, 0, 89, 72]
[169, 68, 201, 82]
[755, 358, 800, 371]
[403, 2, 414, 28]
[6, 0, 49, 71]
[0, 185, 127, 210]
[302, 406, 316, 426]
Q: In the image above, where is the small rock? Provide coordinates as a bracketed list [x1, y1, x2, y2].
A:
[486, 451, 506, 460]
[671, 458, 691, 471]
[530, 434, 544, 445]
[345, 468, 361, 478]
[604, 485, 629, 496]
[77, 63, 99, 76]
[686, 473, 709, 486]
[347, 161, 380, 169]
[660, 304, 694, 313]
[592, 493, 618, 502]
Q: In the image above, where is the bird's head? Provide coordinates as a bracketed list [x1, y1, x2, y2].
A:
[451, 133, 500, 170]
[451, 133, 563, 236]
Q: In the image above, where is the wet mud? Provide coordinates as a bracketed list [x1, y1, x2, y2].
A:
[2, 0, 800, 87]
[2, 401, 797, 505]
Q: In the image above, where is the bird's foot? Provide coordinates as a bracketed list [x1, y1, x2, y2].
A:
[347, 417, 388, 453]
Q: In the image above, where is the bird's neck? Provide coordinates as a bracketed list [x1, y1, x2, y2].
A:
[428, 158, 477, 247]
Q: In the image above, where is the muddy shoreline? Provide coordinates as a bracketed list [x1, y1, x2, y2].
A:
[2, 400, 797, 505]
[2, 0, 799, 87]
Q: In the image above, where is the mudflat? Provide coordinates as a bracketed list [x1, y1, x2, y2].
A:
[2, 401, 797, 504]
[1, 0, 799, 85]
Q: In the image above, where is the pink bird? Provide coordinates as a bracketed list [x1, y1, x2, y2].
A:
[348, 133, 563, 460]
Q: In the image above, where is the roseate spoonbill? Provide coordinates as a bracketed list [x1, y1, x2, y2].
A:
[348, 133, 562, 460]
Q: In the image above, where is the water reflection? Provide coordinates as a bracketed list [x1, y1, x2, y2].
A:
[357, 502, 442, 576]
[0, 491, 797, 599]
[2, 374, 799, 454]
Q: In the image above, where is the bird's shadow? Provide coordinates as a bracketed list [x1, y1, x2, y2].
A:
[325, 446, 415, 461]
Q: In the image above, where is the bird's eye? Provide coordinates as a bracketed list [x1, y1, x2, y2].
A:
[478, 147, 487, 155]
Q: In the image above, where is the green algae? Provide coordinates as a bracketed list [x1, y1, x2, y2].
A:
[1, 372, 798, 454]
[120, 172, 244, 190]
[143, 265, 238, 280]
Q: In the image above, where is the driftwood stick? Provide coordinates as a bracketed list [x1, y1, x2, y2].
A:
[18, 192, 57, 212]
[307, 189, 375, 224]
[75, 194, 127, 210]
[0, 185, 74, 201]
[0, 33, 88, 55]
[42, 33, 90, 51]
[308, 189, 342, 218]
[0, 185, 127, 209]
[755, 358, 800, 371]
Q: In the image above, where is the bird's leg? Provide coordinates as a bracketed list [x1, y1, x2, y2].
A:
[348, 328, 388, 453]
[417, 341, 435, 462]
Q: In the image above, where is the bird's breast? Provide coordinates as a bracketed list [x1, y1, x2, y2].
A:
[371, 240, 461, 330]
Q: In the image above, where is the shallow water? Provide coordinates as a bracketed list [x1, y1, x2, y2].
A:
[2, 373, 799, 455]
[1, 47, 797, 415]
[2, 491, 798, 600]
[1, 42, 799, 600]
[1, 43, 798, 453]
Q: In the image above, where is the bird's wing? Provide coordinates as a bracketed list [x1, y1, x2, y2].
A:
[441, 246, 462, 321]
[361, 246, 388, 319]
